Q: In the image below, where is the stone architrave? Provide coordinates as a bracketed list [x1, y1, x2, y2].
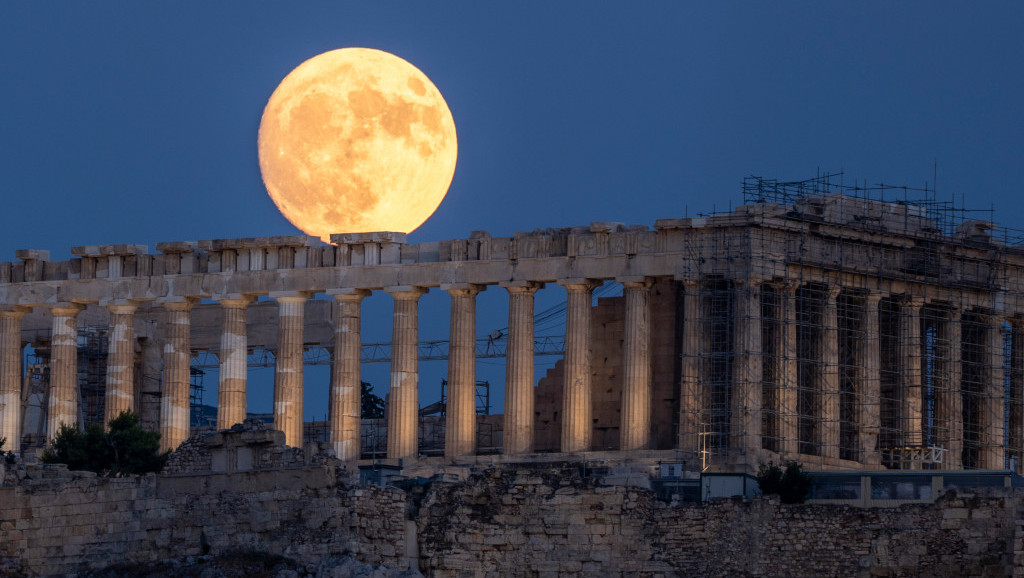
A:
[619, 278, 653, 451]
[502, 281, 542, 455]
[385, 286, 427, 460]
[47, 304, 85, 440]
[558, 279, 600, 453]
[272, 292, 309, 448]
[0, 308, 28, 452]
[443, 283, 484, 458]
[105, 302, 138, 425]
[328, 288, 370, 461]
[160, 298, 197, 452]
[216, 295, 255, 430]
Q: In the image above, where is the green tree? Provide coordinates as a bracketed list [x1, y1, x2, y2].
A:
[361, 381, 384, 419]
[42, 411, 168, 475]
[756, 461, 812, 504]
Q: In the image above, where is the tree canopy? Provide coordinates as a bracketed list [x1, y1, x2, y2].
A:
[42, 411, 168, 475]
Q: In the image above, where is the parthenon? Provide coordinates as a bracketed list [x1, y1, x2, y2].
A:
[2, 175, 1023, 474]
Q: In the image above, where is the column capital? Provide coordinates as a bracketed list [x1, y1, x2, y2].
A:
[326, 288, 371, 303]
[384, 285, 428, 300]
[269, 291, 313, 304]
[48, 303, 86, 317]
[500, 280, 543, 295]
[733, 277, 765, 288]
[103, 300, 139, 315]
[673, 275, 700, 288]
[158, 296, 199, 312]
[897, 294, 925, 309]
[441, 283, 486, 298]
[864, 291, 883, 305]
[214, 292, 258, 303]
[0, 305, 31, 318]
[557, 278, 601, 292]
[617, 276, 653, 289]
[216, 295, 257, 309]
[978, 312, 1007, 325]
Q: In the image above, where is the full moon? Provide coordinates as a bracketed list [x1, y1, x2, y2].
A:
[257, 48, 457, 241]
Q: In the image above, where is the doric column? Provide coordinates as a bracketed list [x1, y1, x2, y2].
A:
[1010, 317, 1024, 474]
[105, 302, 138, 425]
[779, 282, 799, 458]
[980, 313, 1006, 470]
[160, 298, 196, 452]
[272, 292, 309, 448]
[444, 283, 484, 458]
[856, 293, 882, 466]
[898, 297, 924, 450]
[385, 286, 426, 460]
[328, 289, 370, 461]
[818, 286, 841, 461]
[0, 308, 28, 453]
[678, 279, 704, 455]
[216, 295, 254, 430]
[730, 278, 762, 457]
[502, 281, 542, 455]
[47, 304, 85, 440]
[558, 279, 600, 453]
[937, 307, 963, 469]
[619, 278, 653, 451]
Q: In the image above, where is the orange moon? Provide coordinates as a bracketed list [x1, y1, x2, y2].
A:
[257, 48, 457, 241]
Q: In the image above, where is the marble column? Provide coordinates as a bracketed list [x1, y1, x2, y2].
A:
[730, 279, 762, 457]
[328, 289, 370, 461]
[502, 281, 541, 455]
[273, 292, 309, 448]
[980, 314, 1006, 470]
[619, 278, 652, 451]
[386, 286, 426, 460]
[105, 302, 138, 425]
[444, 284, 484, 458]
[779, 282, 799, 458]
[559, 279, 599, 453]
[898, 297, 924, 449]
[0, 308, 28, 453]
[818, 286, 841, 461]
[160, 299, 195, 452]
[47, 304, 85, 439]
[216, 295, 254, 430]
[937, 308, 963, 469]
[678, 279, 704, 455]
[857, 293, 882, 467]
[1010, 318, 1024, 474]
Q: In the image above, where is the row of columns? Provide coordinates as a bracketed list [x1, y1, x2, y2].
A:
[682, 278, 1011, 470]
[0, 277, 656, 459]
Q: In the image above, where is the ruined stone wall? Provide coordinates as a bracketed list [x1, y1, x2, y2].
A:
[4, 464, 1024, 576]
[0, 466, 407, 577]
[418, 468, 1024, 577]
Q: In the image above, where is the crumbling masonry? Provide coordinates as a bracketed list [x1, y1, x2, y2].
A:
[2, 176, 1023, 474]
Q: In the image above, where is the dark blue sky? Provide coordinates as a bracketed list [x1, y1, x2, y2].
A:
[2, 3, 1022, 417]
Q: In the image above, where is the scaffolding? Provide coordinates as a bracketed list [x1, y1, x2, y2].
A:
[680, 172, 1024, 474]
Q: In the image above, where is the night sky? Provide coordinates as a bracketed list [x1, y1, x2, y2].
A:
[2, 3, 1022, 418]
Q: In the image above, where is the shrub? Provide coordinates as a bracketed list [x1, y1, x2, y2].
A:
[42, 411, 168, 475]
[757, 461, 812, 504]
